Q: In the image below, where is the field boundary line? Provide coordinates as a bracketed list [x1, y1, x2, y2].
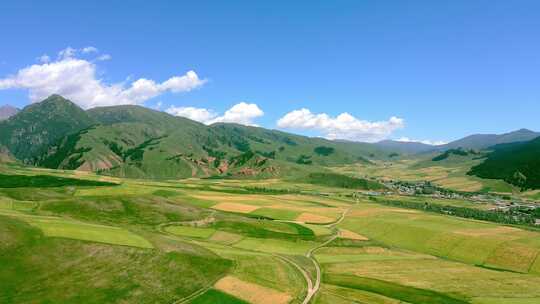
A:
[274, 255, 313, 303]
[527, 250, 540, 273]
[172, 273, 226, 304]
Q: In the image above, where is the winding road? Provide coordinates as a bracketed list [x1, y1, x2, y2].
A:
[163, 205, 352, 304]
[298, 207, 350, 303]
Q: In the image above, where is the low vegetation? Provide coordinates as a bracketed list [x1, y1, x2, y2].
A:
[370, 196, 537, 226]
[1, 134, 540, 303]
[302, 172, 384, 190]
[432, 148, 479, 161]
[0, 173, 117, 188]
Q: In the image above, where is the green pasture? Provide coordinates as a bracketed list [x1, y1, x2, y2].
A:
[0, 215, 231, 303]
[233, 237, 316, 255]
[165, 225, 216, 239]
[1, 165, 540, 304]
[3, 212, 153, 248]
[340, 203, 540, 274]
[190, 289, 248, 304]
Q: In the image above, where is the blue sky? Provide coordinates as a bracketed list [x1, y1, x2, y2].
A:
[1, 1, 539, 143]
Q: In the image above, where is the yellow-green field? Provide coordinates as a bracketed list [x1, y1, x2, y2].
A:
[332, 157, 516, 193]
[1, 163, 539, 304]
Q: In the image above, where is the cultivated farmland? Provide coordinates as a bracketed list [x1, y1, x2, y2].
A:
[1, 163, 539, 303]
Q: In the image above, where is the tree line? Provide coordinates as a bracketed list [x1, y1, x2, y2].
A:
[369, 197, 537, 226]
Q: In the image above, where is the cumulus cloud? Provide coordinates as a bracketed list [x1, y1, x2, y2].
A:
[37, 54, 50, 63]
[96, 54, 112, 61]
[277, 108, 404, 142]
[0, 48, 206, 109]
[208, 102, 264, 125]
[166, 102, 264, 126]
[167, 106, 217, 123]
[396, 137, 447, 146]
[82, 46, 98, 54]
[58, 47, 77, 59]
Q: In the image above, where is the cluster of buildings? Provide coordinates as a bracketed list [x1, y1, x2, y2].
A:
[360, 179, 540, 225]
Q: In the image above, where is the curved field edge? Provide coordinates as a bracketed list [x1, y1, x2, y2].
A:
[0, 215, 232, 303]
[323, 274, 469, 304]
[189, 289, 248, 304]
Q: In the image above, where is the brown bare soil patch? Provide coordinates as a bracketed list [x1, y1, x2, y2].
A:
[349, 208, 419, 217]
[454, 226, 522, 237]
[339, 229, 369, 240]
[212, 202, 260, 213]
[214, 276, 291, 304]
[296, 212, 334, 224]
[209, 231, 243, 245]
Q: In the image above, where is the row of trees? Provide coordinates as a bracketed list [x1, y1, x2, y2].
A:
[369, 197, 537, 226]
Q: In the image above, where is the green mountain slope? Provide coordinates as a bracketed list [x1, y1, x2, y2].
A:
[440, 128, 539, 151]
[37, 121, 234, 179]
[87, 105, 203, 131]
[1, 95, 389, 179]
[26, 97, 379, 179]
[468, 136, 540, 189]
[210, 123, 373, 166]
[0, 95, 95, 162]
[37, 121, 366, 179]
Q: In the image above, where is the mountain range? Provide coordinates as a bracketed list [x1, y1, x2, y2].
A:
[0, 95, 385, 179]
[374, 140, 435, 154]
[438, 128, 540, 151]
[1, 95, 538, 184]
[377, 128, 540, 154]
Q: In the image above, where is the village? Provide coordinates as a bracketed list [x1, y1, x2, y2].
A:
[359, 179, 540, 225]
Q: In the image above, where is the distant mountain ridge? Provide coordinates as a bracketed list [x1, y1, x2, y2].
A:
[0, 95, 383, 179]
[0, 105, 19, 121]
[2, 95, 538, 180]
[374, 140, 436, 154]
[374, 129, 540, 155]
[439, 128, 540, 151]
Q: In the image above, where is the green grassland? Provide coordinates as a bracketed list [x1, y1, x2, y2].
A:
[0, 216, 230, 304]
[165, 225, 216, 238]
[8, 213, 153, 248]
[333, 154, 516, 193]
[1, 164, 540, 304]
[191, 289, 248, 304]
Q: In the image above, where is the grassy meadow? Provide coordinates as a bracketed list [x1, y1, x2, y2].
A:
[1, 162, 539, 303]
[332, 155, 516, 194]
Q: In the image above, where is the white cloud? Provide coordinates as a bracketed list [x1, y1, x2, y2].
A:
[208, 102, 263, 125]
[277, 108, 404, 142]
[0, 48, 206, 109]
[37, 54, 50, 63]
[396, 137, 447, 146]
[82, 46, 98, 54]
[58, 47, 77, 59]
[166, 102, 264, 126]
[96, 54, 112, 61]
[166, 106, 217, 123]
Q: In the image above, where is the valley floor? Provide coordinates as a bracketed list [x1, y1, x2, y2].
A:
[1, 163, 540, 304]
